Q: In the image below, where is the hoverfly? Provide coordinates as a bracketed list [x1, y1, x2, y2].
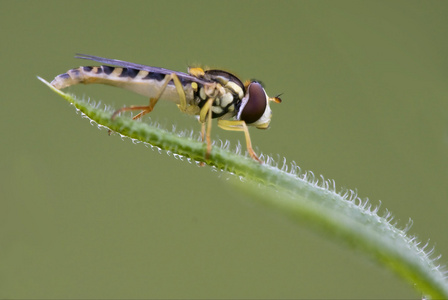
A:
[51, 54, 281, 162]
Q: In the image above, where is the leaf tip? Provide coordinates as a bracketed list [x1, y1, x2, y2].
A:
[38, 75, 69, 97]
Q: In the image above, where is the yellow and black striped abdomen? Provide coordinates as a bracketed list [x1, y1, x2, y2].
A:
[51, 65, 193, 104]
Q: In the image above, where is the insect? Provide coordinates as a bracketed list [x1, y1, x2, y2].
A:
[51, 54, 281, 162]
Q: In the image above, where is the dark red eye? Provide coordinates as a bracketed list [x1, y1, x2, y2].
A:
[240, 82, 267, 124]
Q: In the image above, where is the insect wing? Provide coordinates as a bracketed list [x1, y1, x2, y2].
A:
[75, 54, 211, 85]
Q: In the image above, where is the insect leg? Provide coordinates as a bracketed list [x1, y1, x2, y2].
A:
[217, 120, 261, 163]
[111, 73, 187, 120]
[199, 98, 215, 160]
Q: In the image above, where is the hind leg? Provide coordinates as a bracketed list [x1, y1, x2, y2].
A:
[111, 73, 186, 120]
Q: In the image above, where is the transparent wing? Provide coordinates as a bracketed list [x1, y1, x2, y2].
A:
[75, 54, 211, 85]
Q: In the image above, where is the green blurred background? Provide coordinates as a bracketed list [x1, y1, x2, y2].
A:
[2, 1, 447, 298]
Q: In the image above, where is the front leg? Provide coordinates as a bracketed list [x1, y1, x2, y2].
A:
[217, 120, 261, 163]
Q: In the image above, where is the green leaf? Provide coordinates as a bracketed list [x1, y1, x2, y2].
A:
[39, 76, 448, 298]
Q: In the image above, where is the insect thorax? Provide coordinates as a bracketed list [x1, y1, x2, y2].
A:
[192, 79, 244, 120]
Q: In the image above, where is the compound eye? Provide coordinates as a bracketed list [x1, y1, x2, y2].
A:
[240, 82, 267, 124]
